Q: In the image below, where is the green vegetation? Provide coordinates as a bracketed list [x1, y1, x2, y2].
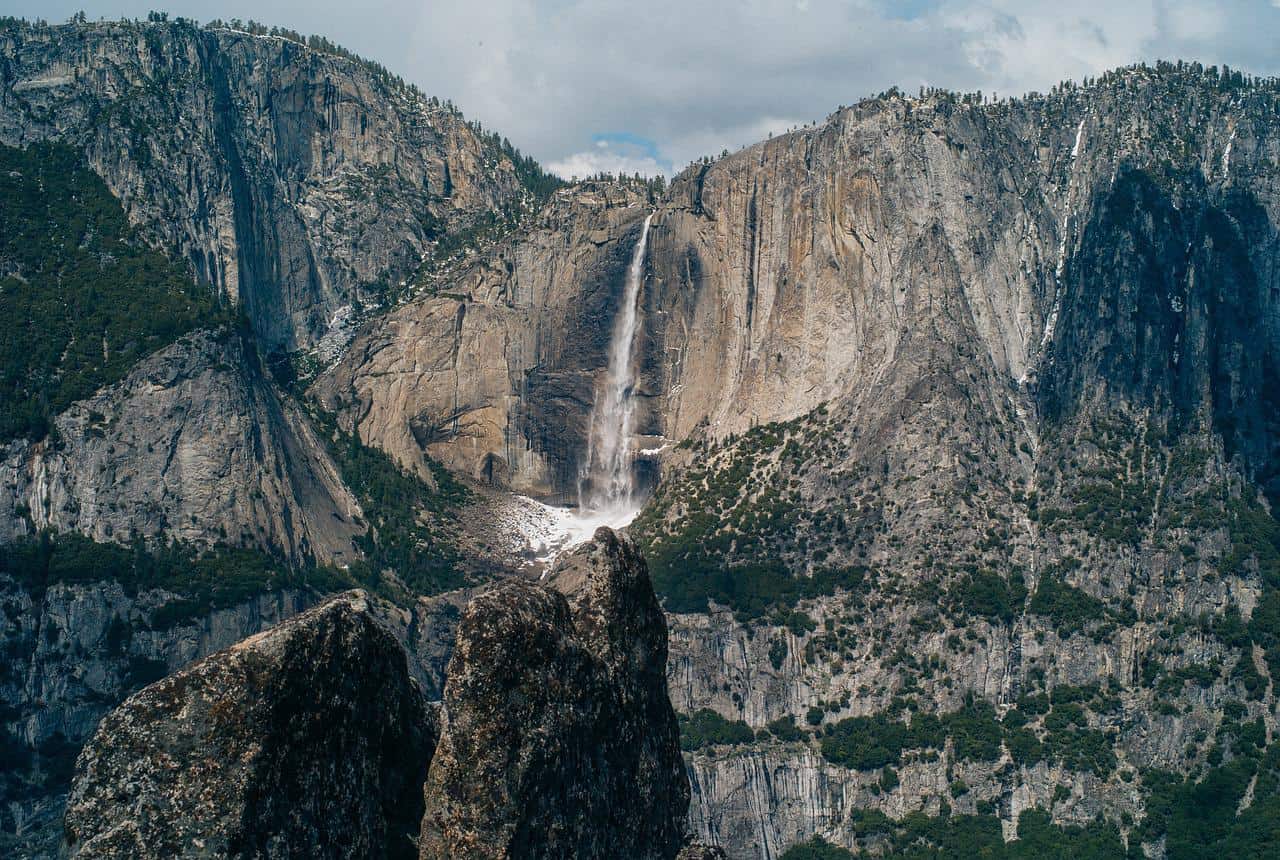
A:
[946, 569, 1027, 624]
[1007, 686, 1120, 777]
[1028, 566, 1110, 634]
[0, 531, 355, 629]
[1139, 738, 1280, 858]
[778, 808, 1125, 859]
[821, 689, 1118, 778]
[820, 698, 1003, 770]
[678, 709, 755, 751]
[313, 410, 471, 595]
[633, 411, 871, 618]
[1040, 703, 1116, 777]
[765, 715, 805, 742]
[652, 555, 870, 619]
[486, 133, 568, 203]
[1228, 495, 1280, 677]
[0, 142, 227, 442]
[1038, 470, 1155, 544]
[779, 836, 854, 859]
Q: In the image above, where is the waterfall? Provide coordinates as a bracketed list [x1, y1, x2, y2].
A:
[579, 212, 654, 520]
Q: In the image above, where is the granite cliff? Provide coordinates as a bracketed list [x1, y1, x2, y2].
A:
[0, 16, 530, 353]
[316, 182, 653, 496]
[0, 329, 364, 564]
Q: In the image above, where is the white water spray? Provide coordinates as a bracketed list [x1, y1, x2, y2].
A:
[579, 212, 654, 523]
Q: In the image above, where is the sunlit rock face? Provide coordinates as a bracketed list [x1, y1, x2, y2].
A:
[315, 182, 653, 497]
[0, 330, 364, 565]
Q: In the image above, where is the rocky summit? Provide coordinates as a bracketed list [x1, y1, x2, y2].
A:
[421, 528, 691, 858]
[1, 11, 1280, 860]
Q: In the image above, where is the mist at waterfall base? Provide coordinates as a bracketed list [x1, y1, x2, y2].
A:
[509, 213, 656, 565]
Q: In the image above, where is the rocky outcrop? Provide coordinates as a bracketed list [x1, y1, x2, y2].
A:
[419, 528, 690, 858]
[316, 184, 651, 496]
[62, 591, 435, 859]
[50, 532, 698, 859]
[0, 329, 363, 565]
[0, 18, 524, 352]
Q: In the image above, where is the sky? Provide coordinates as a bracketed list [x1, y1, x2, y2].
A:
[6, 1, 1280, 177]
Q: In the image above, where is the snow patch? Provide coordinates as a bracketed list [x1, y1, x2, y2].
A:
[1070, 119, 1085, 159]
[1041, 117, 1088, 354]
[1039, 301, 1060, 349]
[314, 304, 356, 366]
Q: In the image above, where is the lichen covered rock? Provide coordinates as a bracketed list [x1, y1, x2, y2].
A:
[419, 527, 690, 859]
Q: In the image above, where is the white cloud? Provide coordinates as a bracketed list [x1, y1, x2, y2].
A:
[547, 150, 669, 180]
[402, 0, 1279, 173]
[404, 0, 979, 170]
[941, 2, 1160, 96]
[664, 115, 807, 173]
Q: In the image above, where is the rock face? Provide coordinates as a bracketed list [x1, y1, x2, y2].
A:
[0, 17, 524, 352]
[62, 591, 435, 859]
[419, 528, 690, 858]
[628, 66, 1280, 857]
[642, 72, 1280, 455]
[316, 183, 651, 497]
[0, 329, 363, 565]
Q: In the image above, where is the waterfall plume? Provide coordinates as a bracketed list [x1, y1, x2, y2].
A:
[579, 212, 654, 521]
